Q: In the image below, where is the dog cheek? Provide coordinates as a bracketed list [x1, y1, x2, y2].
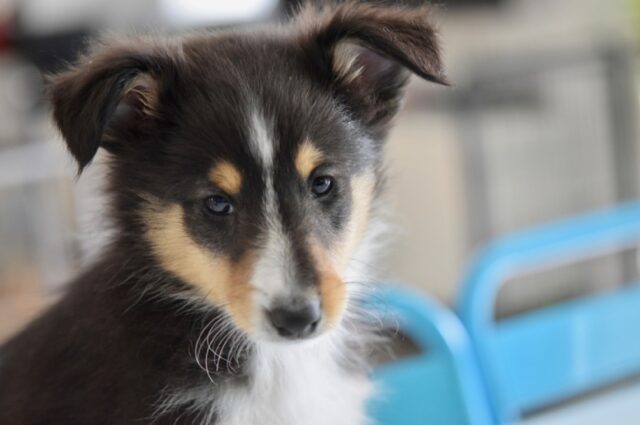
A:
[142, 202, 257, 331]
[334, 172, 375, 271]
[306, 173, 375, 326]
[224, 254, 258, 333]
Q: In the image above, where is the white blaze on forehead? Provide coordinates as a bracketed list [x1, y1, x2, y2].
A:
[247, 107, 295, 306]
[248, 109, 275, 169]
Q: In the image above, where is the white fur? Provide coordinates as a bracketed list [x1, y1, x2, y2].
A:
[246, 107, 315, 339]
[216, 335, 372, 425]
[250, 167, 295, 306]
[247, 108, 287, 302]
[248, 109, 274, 169]
[154, 321, 375, 425]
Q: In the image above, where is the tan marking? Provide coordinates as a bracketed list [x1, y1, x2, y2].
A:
[320, 273, 347, 327]
[224, 253, 256, 331]
[209, 161, 243, 195]
[334, 172, 375, 271]
[142, 202, 255, 332]
[305, 173, 375, 327]
[295, 140, 323, 178]
[308, 238, 347, 327]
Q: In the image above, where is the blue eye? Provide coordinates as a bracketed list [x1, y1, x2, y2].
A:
[204, 195, 234, 215]
[311, 176, 334, 197]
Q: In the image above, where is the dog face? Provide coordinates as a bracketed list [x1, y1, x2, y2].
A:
[48, 3, 445, 342]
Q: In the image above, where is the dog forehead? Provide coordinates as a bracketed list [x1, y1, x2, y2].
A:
[247, 108, 275, 169]
[173, 46, 368, 192]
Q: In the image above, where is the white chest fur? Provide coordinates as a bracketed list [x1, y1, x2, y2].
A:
[216, 338, 372, 425]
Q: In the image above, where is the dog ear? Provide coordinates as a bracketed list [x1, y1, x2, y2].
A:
[299, 2, 447, 133]
[48, 39, 180, 173]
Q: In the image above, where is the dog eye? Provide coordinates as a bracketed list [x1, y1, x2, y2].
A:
[311, 176, 334, 197]
[204, 195, 234, 215]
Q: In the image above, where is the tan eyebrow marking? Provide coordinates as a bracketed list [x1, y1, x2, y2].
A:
[295, 140, 323, 178]
[208, 160, 243, 194]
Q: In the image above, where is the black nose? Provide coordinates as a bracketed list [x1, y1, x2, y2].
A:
[267, 301, 322, 339]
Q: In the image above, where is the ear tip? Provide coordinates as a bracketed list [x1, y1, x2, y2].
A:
[415, 66, 449, 87]
[75, 158, 91, 175]
[432, 73, 451, 87]
[75, 165, 86, 176]
[63, 134, 99, 175]
[69, 151, 92, 176]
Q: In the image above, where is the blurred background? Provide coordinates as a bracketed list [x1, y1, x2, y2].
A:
[4, 1, 640, 423]
[0, 0, 639, 345]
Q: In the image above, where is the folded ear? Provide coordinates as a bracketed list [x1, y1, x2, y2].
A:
[298, 2, 447, 133]
[48, 39, 181, 173]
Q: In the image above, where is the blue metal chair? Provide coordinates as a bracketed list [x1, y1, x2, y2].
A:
[458, 202, 640, 423]
[367, 286, 492, 425]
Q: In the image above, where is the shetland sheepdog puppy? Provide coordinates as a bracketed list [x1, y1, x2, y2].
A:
[0, 3, 445, 424]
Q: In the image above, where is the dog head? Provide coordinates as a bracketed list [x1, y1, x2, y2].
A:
[49, 3, 446, 342]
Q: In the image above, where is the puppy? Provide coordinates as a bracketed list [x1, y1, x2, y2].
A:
[0, 3, 445, 424]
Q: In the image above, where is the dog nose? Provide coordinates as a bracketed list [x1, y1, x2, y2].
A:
[267, 301, 321, 339]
